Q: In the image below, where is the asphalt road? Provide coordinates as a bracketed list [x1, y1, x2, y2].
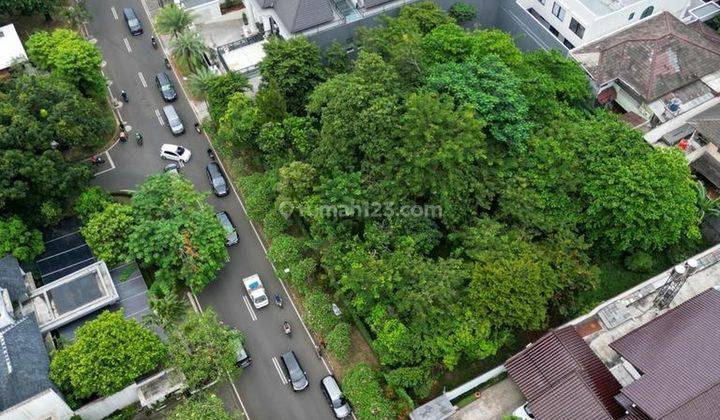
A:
[86, 2, 336, 419]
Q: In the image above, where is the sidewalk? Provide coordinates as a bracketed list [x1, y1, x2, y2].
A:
[451, 378, 524, 420]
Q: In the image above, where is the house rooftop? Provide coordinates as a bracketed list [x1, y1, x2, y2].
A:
[273, 0, 335, 33]
[506, 326, 623, 420]
[0, 316, 55, 412]
[579, 0, 643, 16]
[0, 256, 26, 303]
[571, 12, 720, 102]
[610, 288, 720, 419]
[177, 0, 219, 9]
[0, 24, 27, 71]
[20, 261, 118, 333]
[689, 102, 720, 145]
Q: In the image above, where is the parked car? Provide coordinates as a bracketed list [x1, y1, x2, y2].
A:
[216, 211, 238, 246]
[206, 162, 228, 197]
[160, 144, 191, 162]
[320, 375, 352, 418]
[155, 72, 177, 102]
[163, 104, 184, 135]
[280, 351, 308, 392]
[123, 8, 143, 35]
[233, 336, 252, 368]
[163, 162, 180, 175]
[512, 403, 535, 419]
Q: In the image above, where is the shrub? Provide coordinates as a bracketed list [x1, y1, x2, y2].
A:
[326, 322, 351, 361]
[267, 234, 305, 270]
[169, 392, 236, 420]
[304, 290, 338, 336]
[75, 186, 113, 222]
[448, 2, 476, 23]
[237, 170, 277, 222]
[385, 366, 432, 399]
[288, 257, 317, 293]
[343, 364, 396, 420]
[624, 251, 654, 272]
[262, 209, 291, 241]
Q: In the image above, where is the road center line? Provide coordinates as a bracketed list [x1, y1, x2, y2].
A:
[154, 109, 165, 126]
[110, 6, 118, 20]
[123, 38, 132, 53]
[138, 72, 147, 87]
[242, 296, 258, 321]
[271, 357, 288, 384]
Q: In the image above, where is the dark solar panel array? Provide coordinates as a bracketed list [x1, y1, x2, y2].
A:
[35, 219, 95, 284]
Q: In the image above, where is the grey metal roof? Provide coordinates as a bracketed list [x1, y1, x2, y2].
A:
[689, 104, 720, 147]
[0, 255, 26, 303]
[363, 0, 393, 9]
[506, 326, 624, 420]
[273, 0, 334, 33]
[610, 288, 720, 419]
[179, 0, 219, 9]
[0, 316, 55, 412]
[572, 12, 720, 102]
[690, 146, 720, 188]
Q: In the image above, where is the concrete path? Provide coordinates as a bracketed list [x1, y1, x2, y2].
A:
[451, 378, 525, 420]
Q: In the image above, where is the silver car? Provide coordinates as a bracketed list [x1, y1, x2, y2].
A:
[163, 105, 184, 135]
[320, 375, 352, 418]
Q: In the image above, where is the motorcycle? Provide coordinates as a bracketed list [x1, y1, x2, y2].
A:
[90, 155, 105, 165]
[136, 132, 143, 146]
[151, 36, 157, 49]
[207, 148, 216, 161]
[120, 90, 128, 102]
[164, 58, 171, 69]
[282, 320, 292, 336]
[194, 122, 202, 134]
[119, 132, 127, 143]
[274, 294, 283, 308]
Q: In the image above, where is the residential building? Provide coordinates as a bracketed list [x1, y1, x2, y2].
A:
[517, 0, 711, 49]
[571, 12, 720, 144]
[504, 242, 720, 420]
[0, 23, 28, 73]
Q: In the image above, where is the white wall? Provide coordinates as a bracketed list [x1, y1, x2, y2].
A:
[518, 0, 695, 46]
[74, 383, 139, 420]
[0, 389, 73, 420]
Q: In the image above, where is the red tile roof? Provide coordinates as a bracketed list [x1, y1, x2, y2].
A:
[610, 288, 720, 419]
[506, 326, 624, 420]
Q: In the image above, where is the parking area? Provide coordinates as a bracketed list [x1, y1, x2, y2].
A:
[35, 218, 96, 284]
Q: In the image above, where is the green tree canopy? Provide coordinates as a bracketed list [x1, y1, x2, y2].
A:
[82, 203, 135, 266]
[26, 29, 105, 98]
[0, 217, 44, 261]
[129, 174, 228, 293]
[169, 393, 238, 420]
[155, 4, 195, 38]
[167, 309, 241, 390]
[49, 311, 166, 405]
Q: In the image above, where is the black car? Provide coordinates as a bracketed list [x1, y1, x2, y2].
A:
[206, 162, 228, 197]
[281, 351, 308, 391]
[155, 72, 177, 102]
[216, 211, 238, 246]
[123, 8, 143, 35]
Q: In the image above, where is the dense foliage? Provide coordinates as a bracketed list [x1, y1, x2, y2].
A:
[129, 174, 228, 294]
[26, 29, 106, 98]
[169, 393, 237, 420]
[49, 311, 166, 406]
[167, 309, 242, 390]
[343, 364, 396, 419]
[207, 1, 701, 406]
[0, 74, 112, 227]
[0, 217, 44, 261]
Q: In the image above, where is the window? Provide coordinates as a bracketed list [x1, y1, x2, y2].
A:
[552, 2, 565, 21]
[538, 0, 546, 4]
[640, 6, 654, 19]
[569, 17, 585, 38]
[563, 39, 575, 49]
[628, 12, 635, 20]
[549, 25, 559, 36]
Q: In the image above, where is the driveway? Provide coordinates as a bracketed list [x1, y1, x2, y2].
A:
[85, 1, 336, 419]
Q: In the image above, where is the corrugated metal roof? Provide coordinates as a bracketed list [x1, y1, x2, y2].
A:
[610, 288, 720, 419]
[506, 326, 624, 420]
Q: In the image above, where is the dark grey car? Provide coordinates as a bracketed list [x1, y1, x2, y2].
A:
[123, 8, 143, 35]
[155, 72, 177, 102]
[281, 351, 308, 392]
[216, 211, 238, 246]
[206, 162, 228, 197]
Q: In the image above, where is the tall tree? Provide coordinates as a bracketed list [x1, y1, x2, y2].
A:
[169, 393, 238, 420]
[171, 30, 208, 73]
[0, 217, 44, 261]
[82, 203, 135, 266]
[155, 4, 195, 38]
[260, 37, 326, 114]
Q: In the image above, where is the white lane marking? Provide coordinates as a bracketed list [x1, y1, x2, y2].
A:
[242, 296, 258, 321]
[123, 38, 132, 53]
[93, 150, 116, 177]
[271, 357, 288, 384]
[138, 72, 147, 87]
[110, 6, 118, 20]
[154, 109, 165, 126]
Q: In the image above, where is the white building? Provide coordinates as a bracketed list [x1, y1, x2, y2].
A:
[517, 0, 706, 49]
[0, 23, 28, 72]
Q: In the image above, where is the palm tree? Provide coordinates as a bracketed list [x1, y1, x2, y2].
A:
[171, 30, 208, 73]
[187, 67, 215, 99]
[155, 4, 195, 38]
[695, 181, 720, 221]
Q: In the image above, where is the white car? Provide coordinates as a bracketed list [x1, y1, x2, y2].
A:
[160, 144, 191, 162]
[512, 403, 534, 419]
